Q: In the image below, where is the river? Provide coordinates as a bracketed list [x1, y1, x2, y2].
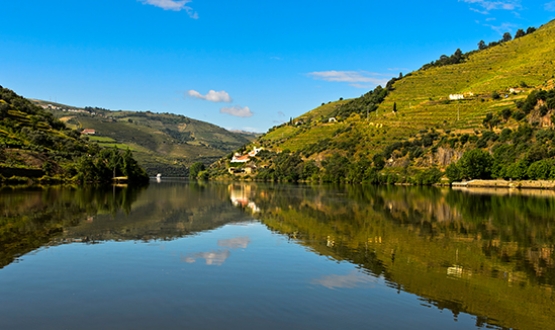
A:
[1, 180, 554, 329]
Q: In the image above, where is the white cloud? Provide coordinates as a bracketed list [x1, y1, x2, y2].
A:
[308, 70, 390, 88]
[188, 90, 232, 103]
[460, 0, 521, 12]
[139, 0, 198, 18]
[220, 105, 253, 118]
[486, 22, 517, 34]
[546, 1, 555, 11]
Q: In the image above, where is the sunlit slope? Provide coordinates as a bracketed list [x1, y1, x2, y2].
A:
[259, 100, 350, 153]
[258, 20, 555, 159]
[379, 20, 555, 133]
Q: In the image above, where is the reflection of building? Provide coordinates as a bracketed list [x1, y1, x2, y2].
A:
[228, 184, 260, 213]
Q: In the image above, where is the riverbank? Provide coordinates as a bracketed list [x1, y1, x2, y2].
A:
[452, 179, 555, 190]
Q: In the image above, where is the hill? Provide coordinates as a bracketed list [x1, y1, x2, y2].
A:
[0, 86, 148, 183]
[32, 100, 258, 176]
[209, 20, 555, 184]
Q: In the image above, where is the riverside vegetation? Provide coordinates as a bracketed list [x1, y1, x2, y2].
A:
[208, 20, 555, 185]
[0, 86, 148, 184]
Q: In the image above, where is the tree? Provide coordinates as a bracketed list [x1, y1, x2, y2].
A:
[502, 32, 512, 42]
[478, 40, 487, 50]
[526, 27, 536, 34]
[500, 108, 512, 121]
[451, 48, 463, 63]
[515, 29, 525, 39]
[457, 149, 493, 180]
[446, 163, 462, 182]
[189, 162, 205, 179]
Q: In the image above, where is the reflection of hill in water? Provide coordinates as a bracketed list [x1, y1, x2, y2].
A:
[242, 184, 555, 330]
[0, 182, 249, 268]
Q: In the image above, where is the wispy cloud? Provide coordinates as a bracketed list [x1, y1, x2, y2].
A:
[221, 105, 253, 118]
[138, 0, 198, 18]
[308, 70, 389, 88]
[459, 0, 522, 13]
[188, 90, 232, 103]
[486, 22, 517, 34]
[546, 1, 555, 11]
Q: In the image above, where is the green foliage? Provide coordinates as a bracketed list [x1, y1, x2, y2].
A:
[330, 86, 388, 120]
[74, 147, 148, 183]
[526, 159, 555, 180]
[457, 149, 493, 180]
[445, 163, 462, 182]
[413, 167, 442, 185]
[421, 48, 466, 70]
[322, 153, 349, 183]
[189, 162, 206, 179]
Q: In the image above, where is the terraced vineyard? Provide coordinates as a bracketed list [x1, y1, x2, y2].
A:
[211, 19, 555, 183]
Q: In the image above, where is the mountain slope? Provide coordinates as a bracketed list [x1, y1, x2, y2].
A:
[210, 20, 555, 183]
[0, 86, 147, 183]
[33, 101, 257, 176]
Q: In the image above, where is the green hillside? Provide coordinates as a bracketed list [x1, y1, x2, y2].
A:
[210, 20, 555, 184]
[0, 86, 148, 184]
[32, 101, 257, 176]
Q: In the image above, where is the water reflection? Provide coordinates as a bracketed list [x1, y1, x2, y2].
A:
[0, 182, 249, 269]
[2, 182, 555, 329]
[226, 183, 555, 330]
[312, 270, 378, 289]
[182, 235, 252, 266]
[182, 250, 231, 266]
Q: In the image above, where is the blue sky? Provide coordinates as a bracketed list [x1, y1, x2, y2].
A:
[1, 1, 555, 132]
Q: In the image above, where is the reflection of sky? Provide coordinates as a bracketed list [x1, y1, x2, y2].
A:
[182, 250, 231, 266]
[182, 236, 250, 266]
[218, 236, 250, 249]
[312, 271, 377, 289]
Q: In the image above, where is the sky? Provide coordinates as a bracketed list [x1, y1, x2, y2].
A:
[1, 1, 555, 133]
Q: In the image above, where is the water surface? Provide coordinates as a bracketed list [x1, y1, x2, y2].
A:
[1, 181, 554, 329]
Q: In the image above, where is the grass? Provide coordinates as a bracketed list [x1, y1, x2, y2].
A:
[88, 136, 116, 143]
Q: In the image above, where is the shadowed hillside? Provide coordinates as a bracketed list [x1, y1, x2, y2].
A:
[33, 100, 258, 176]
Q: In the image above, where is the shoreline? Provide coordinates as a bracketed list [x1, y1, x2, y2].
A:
[451, 179, 555, 190]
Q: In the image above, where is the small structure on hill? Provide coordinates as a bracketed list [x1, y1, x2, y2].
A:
[449, 94, 464, 100]
[328, 117, 337, 123]
[231, 146, 263, 163]
[81, 129, 96, 135]
[231, 154, 250, 163]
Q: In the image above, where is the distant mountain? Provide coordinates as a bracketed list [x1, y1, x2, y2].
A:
[210, 20, 555, 184]
[32, 100, 258, 176]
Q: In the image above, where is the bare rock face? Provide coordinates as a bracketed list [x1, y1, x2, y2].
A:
[436, 147, 460, 166]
